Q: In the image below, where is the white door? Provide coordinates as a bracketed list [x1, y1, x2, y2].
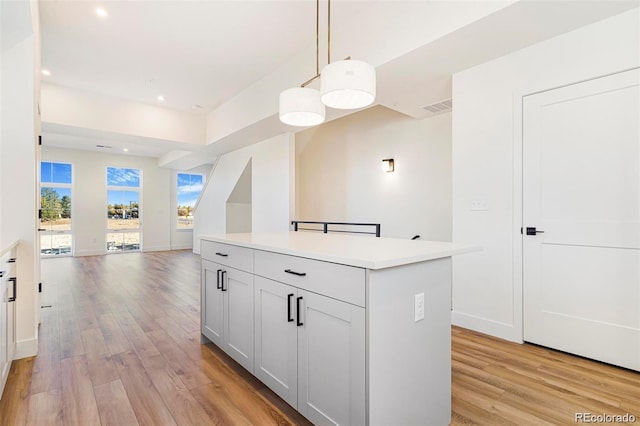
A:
[523, 68, 640, 371]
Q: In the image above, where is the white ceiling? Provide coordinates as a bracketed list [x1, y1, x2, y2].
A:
[38, 0, 638, 165]
[40, 0, 369, 112]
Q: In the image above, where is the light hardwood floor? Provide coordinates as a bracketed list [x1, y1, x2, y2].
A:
[0, 251, 638, 425]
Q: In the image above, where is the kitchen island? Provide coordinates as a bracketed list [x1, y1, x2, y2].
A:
[200, 232, 479, 425]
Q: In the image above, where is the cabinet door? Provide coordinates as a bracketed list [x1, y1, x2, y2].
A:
[223, 267, 254, 372]
[254, 276, 298, 407]
[297, 290, 365, 426]
[202, 260, 224, 347]
[0, 280, 8, 397]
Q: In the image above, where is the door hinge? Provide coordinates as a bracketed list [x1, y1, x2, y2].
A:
[39, 135, 42, 146]
[38, 282, 42, 293]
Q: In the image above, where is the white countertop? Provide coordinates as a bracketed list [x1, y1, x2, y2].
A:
[201, 232, 480, 270]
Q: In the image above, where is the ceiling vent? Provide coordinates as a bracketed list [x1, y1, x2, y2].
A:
[422, 99, 452, 113]
[96, 144, 113, 149]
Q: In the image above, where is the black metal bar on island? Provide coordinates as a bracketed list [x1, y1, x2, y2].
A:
[291, 220, 381, 237]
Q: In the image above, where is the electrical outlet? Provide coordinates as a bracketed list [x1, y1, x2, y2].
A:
[471, 199, 488, 211]
[414, 293, 425, 322]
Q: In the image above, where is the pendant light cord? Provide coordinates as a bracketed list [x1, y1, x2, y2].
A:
[316, 0, 319, 77]
[327, 0, 331, 65]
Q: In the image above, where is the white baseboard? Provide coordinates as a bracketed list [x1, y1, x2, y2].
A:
[452, 310, 523, 343]
[14, 337, 38, 359]
[142, 246, 171, 253]
[170, 244, 193, 251]
[74, 250, 106, 257]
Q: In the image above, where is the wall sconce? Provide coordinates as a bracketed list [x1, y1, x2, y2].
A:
[382, 158, 394, 173]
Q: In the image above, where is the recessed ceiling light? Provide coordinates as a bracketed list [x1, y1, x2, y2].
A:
[123, 148, 129, 152]
[95, 7, 108, 18]
[157, 95, 165, 102]
[41, 69, 51, 76]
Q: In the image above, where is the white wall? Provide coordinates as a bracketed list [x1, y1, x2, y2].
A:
[41, 84, 207, 146]
[296, 106, 452, 241]
[0, 0, 40, 358]
[452, 8, 640, 342]
[193, 133, 294, 253]
[42, 147, 209, 255]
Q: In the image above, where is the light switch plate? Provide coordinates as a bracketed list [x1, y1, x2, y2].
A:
[414, 293, 425, 322]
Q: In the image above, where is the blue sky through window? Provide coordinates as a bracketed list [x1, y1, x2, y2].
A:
[107, 167, 140, 187]
[41, 162, 72, 184]
[177, 173, 203, 207]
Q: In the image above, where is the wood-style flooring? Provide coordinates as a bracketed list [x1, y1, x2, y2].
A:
[0, 250, 637, 425]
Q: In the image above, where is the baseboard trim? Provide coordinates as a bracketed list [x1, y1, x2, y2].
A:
[14, 337, 38, 359]
[142, 246, 171, 253]
[452, 311, 522, 343]
[74, 250, 105, 257]
[170, 244, 193, 250]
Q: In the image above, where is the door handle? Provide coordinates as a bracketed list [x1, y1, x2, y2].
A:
[221, 270, 227, 292]
[526, 227, 545, 235]
[287, 293, 294, 322]
[296, 296, 303, 327]
[216, 269, 222, 290]
[38, 228, 46, 232]
[8, 277, 16, 302]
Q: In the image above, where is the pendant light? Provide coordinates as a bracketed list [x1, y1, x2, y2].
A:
[320, 0, 376, 110]
[279, 0, 325, 127]
[279, 0, 376, 126]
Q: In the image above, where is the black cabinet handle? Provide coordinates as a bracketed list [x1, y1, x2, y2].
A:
[7, 258, 16, 263]
[285, 269, 306, 277]
[221, 270, 227, 291]
[215, 252, 228, 257]
[8, 277, 16, 302]
[296, 296, 303, 326]
[287, 293, 294, 322]
[216, 269, 222, 290]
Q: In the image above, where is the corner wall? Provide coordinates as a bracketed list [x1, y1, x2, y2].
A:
[193, 133, 294, 253]
[296, 106, 452, 241]
[451, 8, 640, 342]
[0, 0, 40, 358]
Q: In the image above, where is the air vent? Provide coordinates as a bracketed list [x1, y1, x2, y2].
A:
[96, 144, 113, 149]
[422, 99, 452, 113]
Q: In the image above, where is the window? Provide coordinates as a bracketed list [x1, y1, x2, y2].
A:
[177, 173, 203, 229]
[107, 167, 141, 252]
[40, 162, 73, 256]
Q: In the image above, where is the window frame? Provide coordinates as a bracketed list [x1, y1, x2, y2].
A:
[39, 161, 74, 257]
[176, 172, 204, 230]
[106, 166, 143, 253]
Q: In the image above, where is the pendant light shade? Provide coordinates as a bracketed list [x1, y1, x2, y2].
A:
[320, 59, 376, 109]
[279, 87, 326, 127]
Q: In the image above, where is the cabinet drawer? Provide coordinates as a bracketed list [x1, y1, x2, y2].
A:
[201, 240, 254, 273]
[254, 250, 365, 307]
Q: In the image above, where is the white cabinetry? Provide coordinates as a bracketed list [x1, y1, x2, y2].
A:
[201, 233, 477, 425]
[0, 244, 17, 399]
[201, 242, 254, 372]
[254, 276, 365, 425]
